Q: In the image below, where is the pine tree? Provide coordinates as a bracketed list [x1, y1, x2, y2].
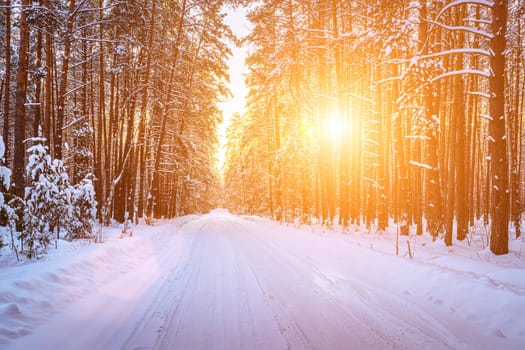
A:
[21, 141, 53, 258]
[67, 175, 97, 240]
[21, 139, 72, 258]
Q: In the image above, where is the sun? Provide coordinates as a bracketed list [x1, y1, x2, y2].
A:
[325, 115, 343, 140]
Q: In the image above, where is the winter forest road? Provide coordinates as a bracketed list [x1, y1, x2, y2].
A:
[6, 210, 522, 350]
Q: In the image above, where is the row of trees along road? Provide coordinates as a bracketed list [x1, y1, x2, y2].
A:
[1, 0, 240, 225]
[223, 0, 524, 255]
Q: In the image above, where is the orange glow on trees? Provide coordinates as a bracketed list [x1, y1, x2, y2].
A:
[222, 0, 521, 255]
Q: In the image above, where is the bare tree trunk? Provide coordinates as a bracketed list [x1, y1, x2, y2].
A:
[454, 6, 468, 242]
[510, 7, 522, 238]
[34, 20, 43, 136]
[146, 0, 187, 218]
[43, 0, 53, 148]
[489, 0, 510, 255]
[272, 97, 282, 221]
[136, 0, 156, 219]
[445, 92, 457, 246]
[420, 0, 443, 239]
[3, 0, 11, 164]
[13, 0, 31, 197]
[95, 0, 106, 219]
[55, 0, 76, 159]
[333, 0, 350, 228]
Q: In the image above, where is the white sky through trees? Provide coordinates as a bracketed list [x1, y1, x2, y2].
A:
[217, 6, 251, 173]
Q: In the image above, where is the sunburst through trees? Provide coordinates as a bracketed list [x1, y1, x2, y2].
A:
[0, 0, 523, 256]
[222, 0, 524, 255]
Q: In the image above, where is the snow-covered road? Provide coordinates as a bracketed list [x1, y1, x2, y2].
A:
[2, 210, 525, 349]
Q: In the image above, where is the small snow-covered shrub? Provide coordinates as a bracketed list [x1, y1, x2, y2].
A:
[3, 201, 20, 261]
[0, 136, 12, 253]
[21, 140, 72, 258]
[67, 175, 97, 240]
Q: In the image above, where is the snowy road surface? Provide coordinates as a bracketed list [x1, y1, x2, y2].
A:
[2, 210, 525, 349]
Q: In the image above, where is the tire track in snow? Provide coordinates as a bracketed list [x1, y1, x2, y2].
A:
[237, 243, 312, 350]
[121, 229, 199, 350]
[234, 225, 392, 350]
[233, 219, 468, 350]
[155, 229, 207, 350]
[150, 217, 289, 350]
[7, 212, 517, 349]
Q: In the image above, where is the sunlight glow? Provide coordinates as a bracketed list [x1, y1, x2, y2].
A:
[326, 116, 343, 141]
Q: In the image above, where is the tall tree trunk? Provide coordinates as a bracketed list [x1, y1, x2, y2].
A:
[34, 22, 43, 136]
[55, 0, 76, 160]
[392, 62, 409, 234]
[454, 6, 468, 242]
[445, 90, 457, 246]
[146, 0, 187, 218]
[489, 0, 509, 255]
[95, 0, 106, 218]
[13, 0, 31, 198]
[3, 0, 11, 165]
[272, 97, 282, 221]
[376, 67, 389, 231]
[510, 9, 522, 238]
[43, 0, 53, 148]
[419, 0, 443, 239]
[333, 0, 350, 228]
[106, 54, 117, 218]
[136, 0, 156, 218]
[316, 8, 329, 224]
[267, 120, 274, 216]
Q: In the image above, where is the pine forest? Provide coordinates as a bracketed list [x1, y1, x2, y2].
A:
[0, 0, 524, 257]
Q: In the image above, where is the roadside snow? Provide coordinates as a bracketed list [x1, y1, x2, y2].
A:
[1, 210, 524, 349]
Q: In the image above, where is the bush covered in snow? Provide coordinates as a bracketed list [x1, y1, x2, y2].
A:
[0, 136, 12, 252]
[67, 175, 97, 240]
[18, 139, 98, 259]
[21, 141, 64, 258]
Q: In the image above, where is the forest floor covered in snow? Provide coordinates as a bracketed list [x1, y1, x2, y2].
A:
[1, 209, 524, 349]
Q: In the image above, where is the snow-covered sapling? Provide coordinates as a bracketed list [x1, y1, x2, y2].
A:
[0, 136, 15, 256]
[67, 174, 97, 240]
[22, 139, 71, 258]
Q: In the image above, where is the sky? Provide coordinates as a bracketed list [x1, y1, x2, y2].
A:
[217, 6, 252, 172]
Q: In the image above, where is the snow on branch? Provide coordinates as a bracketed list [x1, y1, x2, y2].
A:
[77, 3, 118, 14]
[65, 81, 93, 97]
[70, 0, 91, 19]
[312, 93, 338, 102]
[426, 20, 494, 39]
[434, 0, 494, 25]
[385, 48, 491, 65]
[364, 138, 379, 146]
[420, 48, 492, 59]
[72, 20, 111, 34]
[363, 177, 379, 188]
[467, 91, 491, 99]
[464, 17, 491, 25]
[62, 115, 89, 131]
[342, 91, 375, 105]
[409, 160, 433, 170]
[377, 76, 401, 86]
[431, 69, 490, 83]
[405, 135, 431, 141]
